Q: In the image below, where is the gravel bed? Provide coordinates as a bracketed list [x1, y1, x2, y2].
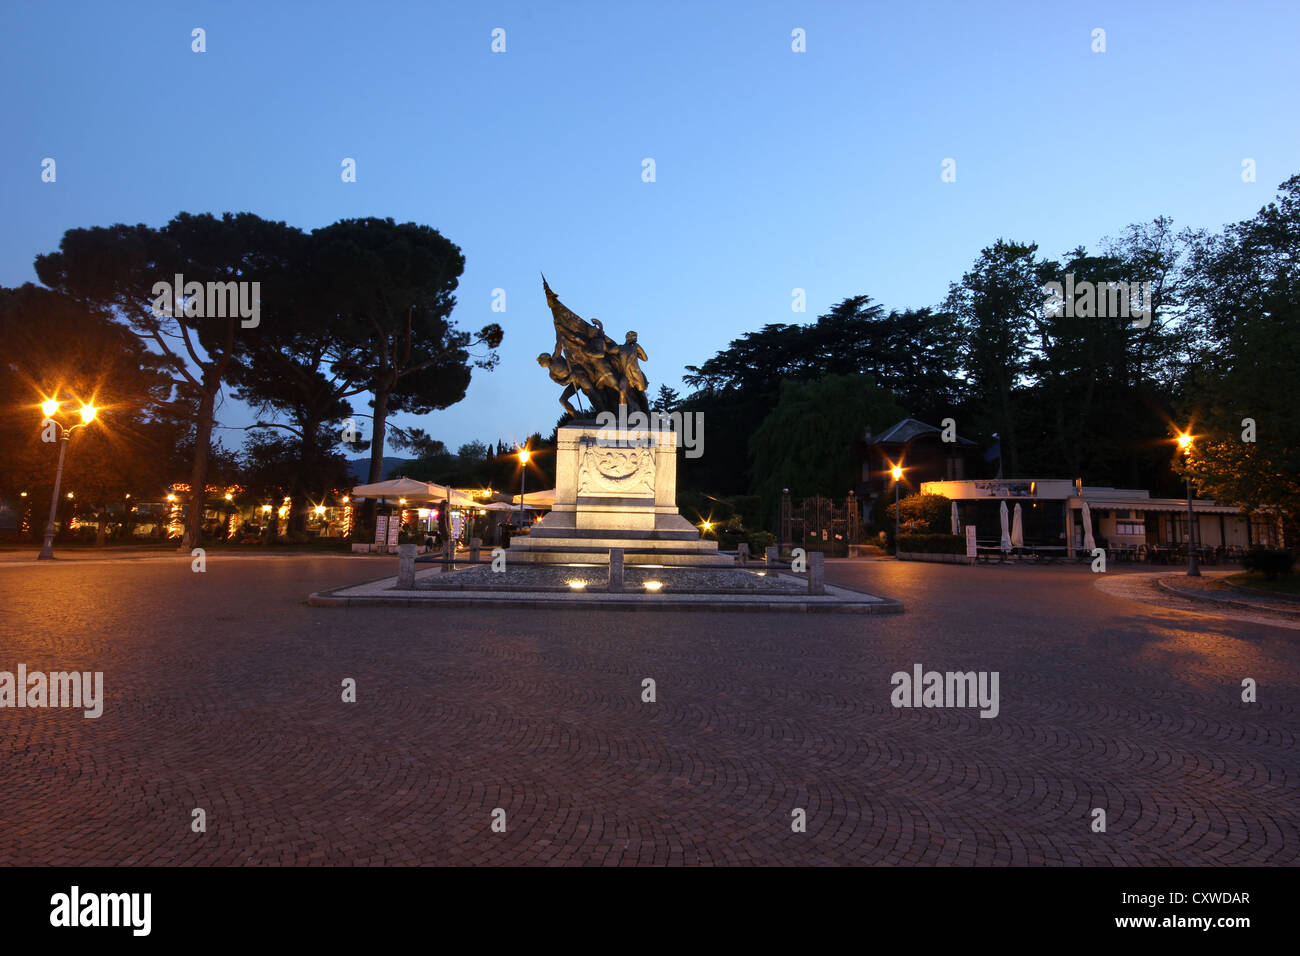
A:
[416, 563, 803, 592]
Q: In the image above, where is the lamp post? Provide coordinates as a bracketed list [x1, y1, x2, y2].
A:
[517, 447, 530, 526]
[891, 464, 903, 556]
[37, 397, 98, 560]
[1178, 432, 1200, 577]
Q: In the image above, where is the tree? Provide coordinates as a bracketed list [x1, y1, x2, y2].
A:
[653, 384, 681, 413]
[34, 212, 302, 549]
[680, 295, 967, 496]
[1178, 176, 1300, 531]
[310, 219, 503, 512]
[0, 284, 184, 543]
[222, 228, 363, 531]
[748, 373, 902, 523]
[945, 240, 1044, 477]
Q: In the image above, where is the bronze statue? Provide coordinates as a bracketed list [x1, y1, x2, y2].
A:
[542, 277, 650, 415]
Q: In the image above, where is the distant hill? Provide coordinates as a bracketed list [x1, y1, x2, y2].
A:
[347, 457, 413, 483]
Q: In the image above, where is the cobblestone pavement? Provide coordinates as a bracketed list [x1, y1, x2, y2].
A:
[1, 555, 1295, 866]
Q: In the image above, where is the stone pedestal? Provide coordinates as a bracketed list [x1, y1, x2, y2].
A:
[507, 423, 730, 565]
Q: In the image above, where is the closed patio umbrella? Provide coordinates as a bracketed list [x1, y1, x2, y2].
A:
[1081, 500, 1097, 554]
[1011, 502, 1025, 549]
[999, 501, 1012, 552]
[950, 500, 960, 535]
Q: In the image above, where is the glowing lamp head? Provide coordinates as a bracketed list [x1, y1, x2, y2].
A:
[1177, 432, 1193, 451]
[41, 398, 59, 417]
[518, 448, 530, 465]
[225, 493, 234, 501]
[314, 505, 326, 515]
[891, 466, 903, 480]
[79, 404, 97, 424]
[166, 493, 177, 502]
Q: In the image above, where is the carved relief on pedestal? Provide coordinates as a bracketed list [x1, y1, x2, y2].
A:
[576, 436, 656, 498]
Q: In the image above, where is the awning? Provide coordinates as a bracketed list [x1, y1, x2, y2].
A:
[1072, 498, 1243, 515]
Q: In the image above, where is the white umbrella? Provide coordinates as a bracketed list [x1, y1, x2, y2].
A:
[950, 500, 961, 535]
[512, 488, 556, 509]
[351, 477, 477, 507]
[1081, 500, 1097, 553]
[999, 501, 1012, 552]
[1011, 502, 1025, 548]
[426, 482, 480, 508]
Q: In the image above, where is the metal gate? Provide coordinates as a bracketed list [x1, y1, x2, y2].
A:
[780, 493, 860, 557]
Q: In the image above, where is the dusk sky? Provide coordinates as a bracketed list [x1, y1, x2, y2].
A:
[4, 0, 1297, 455]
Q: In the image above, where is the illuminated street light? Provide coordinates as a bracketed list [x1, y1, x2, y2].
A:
[37, 394, 100, 560]
[1177, 431, 1200, 577]
[890, 463, 904, 555]
[517, 446, 531, 524]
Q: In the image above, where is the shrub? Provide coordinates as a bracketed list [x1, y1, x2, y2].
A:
[747, 530, 776, 553]
[1243, 546, 1295, 579]
[892, 493, 953, 534]
[897, 533, 965, 555]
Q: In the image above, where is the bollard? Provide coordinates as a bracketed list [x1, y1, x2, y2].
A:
[470, 537, 482, 563]
[765, 545, 779, 565]
[397, 543, 417, 589]
[737, 542, 749, 566]
[608, 548, 624, 593]
[808, 551, 824, 595]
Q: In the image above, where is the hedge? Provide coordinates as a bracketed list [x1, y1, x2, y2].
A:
[1243, 547, 1295, 579]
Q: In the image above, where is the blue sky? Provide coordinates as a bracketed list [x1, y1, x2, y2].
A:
[3, 0, 1297, 455]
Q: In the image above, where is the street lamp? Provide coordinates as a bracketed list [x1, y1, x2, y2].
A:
[37, 396, 99, 560]
[517, 447, 531, 524]
[891, 464, 903, 555]
[1177, 431, 1200, 577]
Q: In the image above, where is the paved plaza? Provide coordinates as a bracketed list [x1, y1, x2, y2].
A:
[1, 554, 1295, 865]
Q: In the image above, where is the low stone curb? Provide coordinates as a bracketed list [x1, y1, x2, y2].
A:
[308, 572, 904, 614]
[897, 551, 975, 564]
[1156, 576, 1300, 617]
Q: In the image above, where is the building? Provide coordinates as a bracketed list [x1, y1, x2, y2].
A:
[920, 478, 1283, 557]
[857, 418, 983, 521]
